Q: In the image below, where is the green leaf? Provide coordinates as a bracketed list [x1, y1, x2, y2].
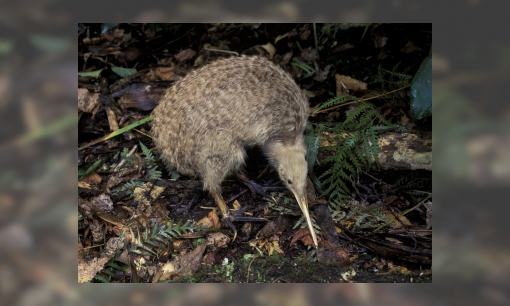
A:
[102, 269, 117, 279]
[243, 254, 256, 261]
[112, 66, 137, 78]
[78, 159, 102, 180]
[78, 69, 103, 78]
[94, 275, 110, 283]
[410, 55, 432, 120]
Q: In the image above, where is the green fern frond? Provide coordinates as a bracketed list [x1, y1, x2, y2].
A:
[314, 94, 359, 113]
[94, 275, 110, 283]
[304, 123, 322, 170]
[139, 141, 163, 180]
[369, 129, 380, 166]
[374, 64, 412, 90]
[161, 157, 181, 180]
[111, 179, 143, 196]
[314, 102, 399, 201]
[394, 172, 431, 192]
[139, 141, 155, 163]
[94, 254, 129, 283]
[342, 102, 373, 126]
[125, 220, 209, 257]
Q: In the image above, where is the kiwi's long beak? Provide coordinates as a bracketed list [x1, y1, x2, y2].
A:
[294, 194, 318, 248]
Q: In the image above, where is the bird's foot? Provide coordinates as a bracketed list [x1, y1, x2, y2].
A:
[235, 173, 285, 204]
[223, 212, 269, 242]
[212, 190, 269, 243]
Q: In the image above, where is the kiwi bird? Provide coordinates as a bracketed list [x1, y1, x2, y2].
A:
[151, 55, 318, 247]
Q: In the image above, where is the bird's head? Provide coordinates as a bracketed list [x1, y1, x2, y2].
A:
[264, 139, 318, 247]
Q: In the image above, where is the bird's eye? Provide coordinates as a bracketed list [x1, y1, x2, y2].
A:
[287, 180, 292, 184]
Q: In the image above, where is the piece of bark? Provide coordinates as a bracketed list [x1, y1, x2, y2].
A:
[313, 203, 341, 247]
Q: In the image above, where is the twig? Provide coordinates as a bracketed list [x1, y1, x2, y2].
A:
[203, 48, 239, 56]
[360, 169, 393, 186]
[373, 194, 431, 233]
[114, 144, 138, 172]
[246, 255, 258, 283]
[272, 278, 289, 283]
[82, 243, 105, 250]
[312, 84, 410, 116]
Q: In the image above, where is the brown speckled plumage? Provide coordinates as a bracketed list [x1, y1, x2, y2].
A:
[151, 55, 318, 246]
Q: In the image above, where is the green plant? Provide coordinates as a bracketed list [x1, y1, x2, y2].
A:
[93, 254, 130, 283]
[121, 220, 209, 257]
[161, 157, 180, 180]
[267, 191, 322, 237]
[291, 57, 315, 78]
[311, 102, 402, 202]
[373, 64, 412, 91]
[139, 141, 162, 180]
[394, 171, 432, 196]
[78, 159, 102, 180]
[115, 147, 134, 167]
[112, 179, 142, 197]
[224, 261, 235, 283]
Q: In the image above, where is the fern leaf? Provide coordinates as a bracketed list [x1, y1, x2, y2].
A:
[314, 94, 359, 113]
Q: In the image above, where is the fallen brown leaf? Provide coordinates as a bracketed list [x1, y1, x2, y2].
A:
[261, 43, 276, 59]
[80, 172, 102, 185]
[335, 74, 367, 94]
[197, 209, 221, 229]
[154, 241, 207, 282]
[290, 228, 320, 248]
[174, 48, 197, 62]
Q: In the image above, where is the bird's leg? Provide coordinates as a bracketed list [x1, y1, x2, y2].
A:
[211, 191, 270, 242]
[211, 191, 238, 241]
[234, 172, 285, 204]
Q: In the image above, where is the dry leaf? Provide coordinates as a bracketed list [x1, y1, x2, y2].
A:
[133, 184, 165, 207]
[401, 41, 422, 54]
[206, 232, 230, 248]
[388, 266, 411, 275]
[281, 51, 293, 65]
[290, 228, 319, 248]
[174, 48, 197, 62]
[299, 29, 311, 41]
[78, 88, 99, 113]
[274, 33, 288, 44]
[153, 67, 176, 81]
[78, 181, 91, 189]
[335, 74, 367, 94]
[197, 210, 221, 229]
[80, 172, 102, 185]
[382, 207, 412, 229]
[332, 43, 355, 53]
[154, 241, 207, 282]
[261, 43, 276, 59]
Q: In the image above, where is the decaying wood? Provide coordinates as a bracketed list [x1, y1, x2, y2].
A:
[319, 132, 432, 171]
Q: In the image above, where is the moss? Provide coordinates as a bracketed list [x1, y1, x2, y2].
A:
[166, 253, 353, 283]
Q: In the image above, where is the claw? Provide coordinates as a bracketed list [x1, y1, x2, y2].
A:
[224, 217, 237, 242]
[211, 190, 268, 242]
[235, 172, 285, 204]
